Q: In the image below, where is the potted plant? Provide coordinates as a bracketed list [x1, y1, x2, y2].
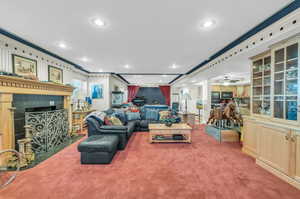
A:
[162, 116, 176, 127]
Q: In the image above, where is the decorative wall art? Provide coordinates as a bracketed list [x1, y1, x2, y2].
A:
[112, 91, 124, 107]
[48, 65, 63, 83]
[90, 84, 103, 99]
[71, 79, 82, 100]
[12, 54, 37, 78]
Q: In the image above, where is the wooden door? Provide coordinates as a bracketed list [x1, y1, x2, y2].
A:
[257, 125, 291, 175]
[242, 119, 258, 158]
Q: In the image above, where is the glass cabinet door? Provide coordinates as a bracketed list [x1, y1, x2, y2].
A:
[274, 48, 285, 118]
[286, 43, 298, 121]
[262, 56, 271, 115]
[252, 56, 271, 115]
[273, 43, 299, 121]
[252, 59, 263, 114]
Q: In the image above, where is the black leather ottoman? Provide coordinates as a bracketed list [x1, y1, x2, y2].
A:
[78, 135, 119, 164]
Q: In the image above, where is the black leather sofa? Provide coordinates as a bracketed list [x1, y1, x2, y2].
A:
[86, 115, 162, 150]
[85, 105, 181, 151]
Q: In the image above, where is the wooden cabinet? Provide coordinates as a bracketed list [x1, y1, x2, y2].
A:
[257, 125, 291, 175]
[242, 117, 300, 189]
[242, 119, 258, 158]
[293, 132, 300, 182]
[250, 36, 300, 122]
[245, 36, 300, 189]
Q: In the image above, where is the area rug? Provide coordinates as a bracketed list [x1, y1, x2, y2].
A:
[0, 125, 299, 199]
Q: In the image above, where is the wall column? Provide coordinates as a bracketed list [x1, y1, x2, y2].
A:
[64, 96, 72, 135]
[0, 93, 13, 150]
[202, 80, 211, 123]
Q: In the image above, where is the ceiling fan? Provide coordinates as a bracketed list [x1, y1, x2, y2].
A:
[223, 76, 240, 83]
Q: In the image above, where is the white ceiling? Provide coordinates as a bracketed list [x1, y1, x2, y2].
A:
[0, 0, 292, 84]
[122, 74, 178, 85]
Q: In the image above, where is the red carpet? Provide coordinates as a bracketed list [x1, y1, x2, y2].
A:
[1, 125, 299, 199]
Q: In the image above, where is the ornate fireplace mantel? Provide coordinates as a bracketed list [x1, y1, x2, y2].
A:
[0, 75, 74, 152]
[0, 75, 73, 96]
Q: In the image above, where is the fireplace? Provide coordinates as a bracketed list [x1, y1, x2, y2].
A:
[12, 94, 64, 151]
[0, 75, 73, 157]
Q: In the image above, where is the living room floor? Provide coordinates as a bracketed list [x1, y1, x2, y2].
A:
[1, 125, 299, 199]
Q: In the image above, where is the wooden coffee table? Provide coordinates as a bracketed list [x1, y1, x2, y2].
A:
[148, 123, 192, 143]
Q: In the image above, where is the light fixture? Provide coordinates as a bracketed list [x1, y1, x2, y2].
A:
[162, 75, 167, 77]
[124, 64, 130, 69]
[200, 19, 216, 29]
[170, 64, 178, 69]
[56, 41, 68, 49]
[223, 82, 230, 86]
[79, 57, 90, 62]
[58, 42, 67, 49]
[98, 68, 103, 72]
[89, 17, 106, 28]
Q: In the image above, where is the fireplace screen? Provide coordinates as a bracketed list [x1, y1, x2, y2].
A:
[25, 109, 69, 154]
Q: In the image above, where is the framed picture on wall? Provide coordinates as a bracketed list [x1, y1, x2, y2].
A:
[71, 79, 82, 100]
[12, 54, 37, 78]
[48, 65, 63, 83]
[90, 84, 103, 99]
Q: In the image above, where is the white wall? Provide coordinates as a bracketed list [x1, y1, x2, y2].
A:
[0, 35, 89, 100]
[109, 75, 128, 103]
[88, 74, 128, 111]
[0, 34, 128, 111]
[88, 75, 110, 111]
[172, 80, 210, 123]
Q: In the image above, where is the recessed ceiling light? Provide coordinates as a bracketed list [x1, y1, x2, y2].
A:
[170, 64, 178, 69]
[89, 17, 106, 28]
[200, 19, 216, 29]
[56, 41, 69, 49]
[124, 64, 131, 69]
[58, 42, 67, 49]
[79, 57, 90, 62]
[162, 75, 167, 77]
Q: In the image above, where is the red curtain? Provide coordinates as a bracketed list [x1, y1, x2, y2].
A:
[128, 85, 140, 102]
[159, 86, 171, 106]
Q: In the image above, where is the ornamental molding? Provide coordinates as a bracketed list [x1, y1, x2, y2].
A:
[0, 75, 74, 95]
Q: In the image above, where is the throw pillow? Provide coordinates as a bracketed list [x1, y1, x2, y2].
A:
[159, 111, 170, 121]
[126, 112, 141, 121]
[104, 116, 112, 125]
[112, 111, 126, 125]
[145, 109, 159, 121]
[109, 116, 123, 126]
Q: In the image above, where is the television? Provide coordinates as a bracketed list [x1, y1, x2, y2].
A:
[211, 91, 220, 104]
[221, 92, 233, 99]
